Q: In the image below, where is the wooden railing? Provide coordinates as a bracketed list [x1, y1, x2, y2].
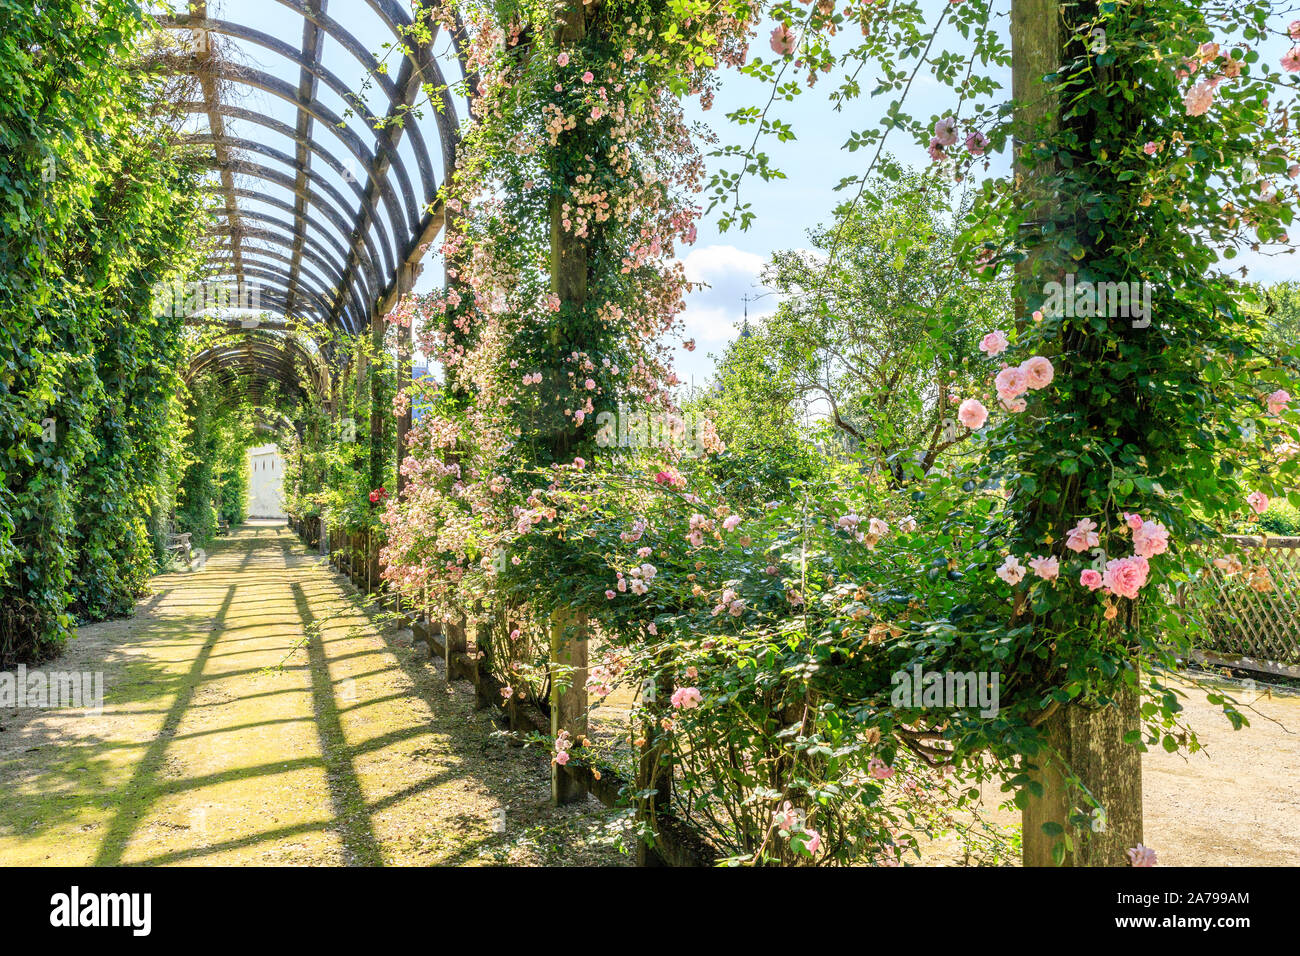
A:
[1182, 534, 1300, 680]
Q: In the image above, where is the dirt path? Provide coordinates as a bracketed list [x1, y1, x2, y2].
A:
[0, 521, 627, 867]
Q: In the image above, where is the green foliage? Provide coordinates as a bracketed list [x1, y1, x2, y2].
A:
[0, 4, 205, 663]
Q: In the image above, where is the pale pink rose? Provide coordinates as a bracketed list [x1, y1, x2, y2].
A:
[1283, 48, 1300, 73]
[1065, 518, 1100, 553]
[1290, 20, 1300, 41]
[999, 397, 1027, 414]
[997, 555, 1027, 585]
[995, 365, 1029, 401]
[933, 116, 958, 148]
[1020, 355, 1055, 390]
[1102, 555, 1150, 600]
[1132, 519, 1169, 559]
[1184, 78, 1215, 115]
[556, 52, 570, 66]
[965, 130, 988, 156]
[1127, 844, 1158, 867]
[1143, 141, 1160, 156]
[803, 828, 822, 854]
[957, 398, 989, 430]
[1080, 569, 1103, 591]
[722, 515, 742, 532]
[769, 24, 796, 56]
[1267, 389, 1291, 415]
[1124, 512, 1144, 531]
[581, 71, 594, 84]
[671, 686, 702, 709]
[1028, 555, 1060, 581]
[1247, 491, 1269, 514]
[979, 330, 1009, 356]
[554, 751, 570, 766]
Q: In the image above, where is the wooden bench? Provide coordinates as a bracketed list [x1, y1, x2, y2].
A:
[166, 530, 192, 565]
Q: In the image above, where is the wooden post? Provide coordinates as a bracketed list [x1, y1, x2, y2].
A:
[1012, 0, 1142, 866]
[544, 0, 593, 809]
[550, 608, 588, 805]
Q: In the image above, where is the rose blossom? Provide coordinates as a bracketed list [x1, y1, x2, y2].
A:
[997, 555, 1027, 585]
[1080, 569, 1103, 591]
[1267, 389, 1291, 415]
[1020, 356, 1055, 390]
[1065, 518, 1100, 553]
[1028, 555, 1060, 581]
[957, 398, 988, 430]
[995, 365, 1029, 401]
[1101, 555, 1150, 600]
[671, 686, 702, 709]
[1247, 491, 1269, 514]
[979, 330, 1009, 356]
[1132, 519, 1169, 559]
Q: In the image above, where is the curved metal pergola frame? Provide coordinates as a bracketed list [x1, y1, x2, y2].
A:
[154, 0, 467, 406]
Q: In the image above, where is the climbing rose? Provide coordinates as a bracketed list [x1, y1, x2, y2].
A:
[1184, 78, 1215, 115]
[722, 514, 742, 532]
[803, 828, 822, 854]
[1247, 491, 1269, 514]
[957, 398, 988, 430]
[1283, 48, 1300, 73]
[965, 130, 988, 156]
[1132, 519, 1169, 559]
[868, 757, 895, 779]
[979, 330, 1009, 356]
[671, 686, 702, 709]
[1267, 389, 1291, 414]
[1080, 569, 1103, 591]
[995, 365, 1029, 401]
[933, 116, 958, 147]
[556, 52, 570, 66]
[1065, 518, 1100, 553]
[1020, 356, 1055, 390]
[997, 555, 1026, 585]
[1102, 555, 1150, 600]
[770, 24, 796, 56]
[1127, 844, 1158, 867]
[1028, 555, 1059, 581]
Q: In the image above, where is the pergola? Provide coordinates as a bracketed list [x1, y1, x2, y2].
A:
[148, 0, 468, 420]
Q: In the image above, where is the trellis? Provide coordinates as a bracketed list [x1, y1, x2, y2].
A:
[1182, 535, 1300, 680]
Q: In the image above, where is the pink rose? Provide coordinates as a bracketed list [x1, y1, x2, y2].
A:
[769, 24, 796, 56]
[1132, 519, 1169, 559]
[1080, 569, 1103, 591]
[1028, 555, 1059, 581]
[1020, 355, 1055, 390]
[933, 116, 958, 148]
[1102, 555, 1150, 600]
[995, 365, 1029, 402]
[1127, 844, 1157, 867]
[556, 52, 570, 67]
[979, 330, 1009, 356]
[671, 686, 702, 710]
[1247, 491, 1269, 514]
[1065, 518, 1100, 553]
[1267, 389, 1291, 415]
[957, 398, 988, 430]
[997, 555, 1026, 585]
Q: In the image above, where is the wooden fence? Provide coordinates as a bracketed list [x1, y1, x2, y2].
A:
[287, 514, 716, 866]
[1182, 534, 1300, 680]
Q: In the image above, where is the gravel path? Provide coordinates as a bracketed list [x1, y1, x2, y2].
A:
[0, 521, 628, 867]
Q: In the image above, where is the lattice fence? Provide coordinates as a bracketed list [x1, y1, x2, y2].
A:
[1182, 535, 1300, 679]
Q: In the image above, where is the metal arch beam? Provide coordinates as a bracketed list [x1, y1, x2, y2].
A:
[207, 203, 370, 304]
[182, 108, 402, 278]
[193, 329, 333, 399]
[163, 58, 405, 280]
[205, 218, 354, 313]
[159, 16, 420, 241]
[206, 225, 368, 332]
[204, 246, 341, 321]
[287, 0, 326, 325]
[194, 152, 387, 318]
[210, 183, 364, 266]
[195, 158, 387, 300]
[199, 260, 337, 326]
[191, 139, 385, 291]
[192, 276, 333, 332]
[203, 243, 340, 310]
[328, 4, 445, 331]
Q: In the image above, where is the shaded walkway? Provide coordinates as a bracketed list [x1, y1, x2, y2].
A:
[0, 521, 625, 866]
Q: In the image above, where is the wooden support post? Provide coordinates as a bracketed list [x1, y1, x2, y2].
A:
[550, 608, 588, 805]
[1012, 0, 1142, 866]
